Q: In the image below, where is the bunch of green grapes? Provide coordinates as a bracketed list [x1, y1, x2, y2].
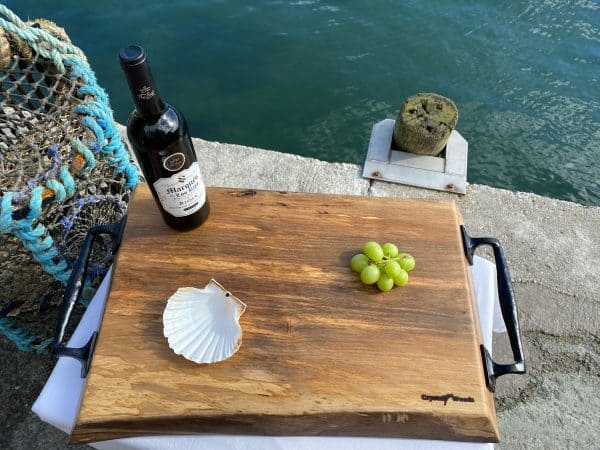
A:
[350, 242, 416, 292]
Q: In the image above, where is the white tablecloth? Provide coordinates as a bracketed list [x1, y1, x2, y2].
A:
[33, 255, 505, 450]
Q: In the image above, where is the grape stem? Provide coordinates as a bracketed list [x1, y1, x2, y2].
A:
[371, 256, 405, 266]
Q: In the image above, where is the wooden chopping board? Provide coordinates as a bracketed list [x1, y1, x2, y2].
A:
[71, 183, 498, 444]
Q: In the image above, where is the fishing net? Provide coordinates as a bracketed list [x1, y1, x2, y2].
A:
[0, 6, 139, 352]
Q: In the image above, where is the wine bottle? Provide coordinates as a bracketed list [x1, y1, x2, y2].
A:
[119, 44, 210, 230]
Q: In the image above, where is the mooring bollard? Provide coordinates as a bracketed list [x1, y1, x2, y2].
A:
[393, 92, 458, 157]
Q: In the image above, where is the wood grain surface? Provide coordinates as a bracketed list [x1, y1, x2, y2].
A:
[71, 183, 498, 444]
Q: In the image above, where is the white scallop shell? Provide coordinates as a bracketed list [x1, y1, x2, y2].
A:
[163, 279, 246, 364]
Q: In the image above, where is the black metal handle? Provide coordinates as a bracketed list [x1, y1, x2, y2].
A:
[51, 217, 126, 378]
[461, 226, 526, 392]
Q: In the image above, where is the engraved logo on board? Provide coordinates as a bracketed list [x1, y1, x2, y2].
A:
[163, 152, 186, 172]
[421, 393, 475, 405]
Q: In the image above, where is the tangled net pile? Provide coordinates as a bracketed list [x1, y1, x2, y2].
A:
[0, 5, 139, 352]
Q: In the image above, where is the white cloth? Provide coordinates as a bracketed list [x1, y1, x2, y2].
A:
[33, 256, 505, 450]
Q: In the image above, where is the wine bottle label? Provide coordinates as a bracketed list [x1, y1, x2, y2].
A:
[162, 152, 186, 172]
[153, 162, 206, 217]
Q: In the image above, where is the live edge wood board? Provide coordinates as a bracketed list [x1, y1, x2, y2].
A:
[71, 183, 499, 444]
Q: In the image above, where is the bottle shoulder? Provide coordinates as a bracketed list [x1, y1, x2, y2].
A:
[127, 104, 189, 150]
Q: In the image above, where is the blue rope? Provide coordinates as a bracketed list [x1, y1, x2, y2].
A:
[65, 57, 139, 188]
[71, 140, 96, 172]
[0, 5, 142, 352]
[0, 318, 52, 353]
[0, 191, 14, 233]
[0, 317, 37, 351]
[0, 5, 85, 74]
[0, 5, 139, 279]
[25, 185, 43, 222]
[60, 166, 75, 197]
[0, 4, 140, 204]
[11, 187, 71, 283]
[45, 179, 66, 202]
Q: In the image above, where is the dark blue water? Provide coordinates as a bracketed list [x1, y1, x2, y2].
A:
[5, 1, 600, 205]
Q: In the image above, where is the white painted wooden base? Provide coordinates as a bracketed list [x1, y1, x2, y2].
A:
[363, 119, 468, 194]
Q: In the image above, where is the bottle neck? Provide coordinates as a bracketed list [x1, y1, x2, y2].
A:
[122, 59, 165, 118]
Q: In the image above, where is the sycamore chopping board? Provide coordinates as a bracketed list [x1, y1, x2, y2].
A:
[71, 183, 498, 444]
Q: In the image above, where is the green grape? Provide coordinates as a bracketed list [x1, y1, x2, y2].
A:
[382, 243, 399, 258]
[363, 241, 384, 262]
[360, 265, 380, 285]
[377, 274, 395, 292]
[393, 268, 409, 286]
[350, 253, 370, 272]
[398, 253, 416, 272]
[384, 260, 402, 278]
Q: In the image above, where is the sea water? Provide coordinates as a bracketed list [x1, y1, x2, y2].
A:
[6, 0, 599, 205]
